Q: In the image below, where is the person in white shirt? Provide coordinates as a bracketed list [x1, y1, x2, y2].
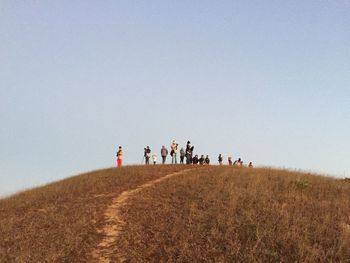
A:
[170, 140, 178, 164]
[152, 154, 158, 165]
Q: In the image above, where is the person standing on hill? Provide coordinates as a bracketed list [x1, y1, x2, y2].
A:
[152, 154, 158, 165]
[192, 154, 199, 165]
[248, 162, 253, 168]
[170, 140, 178, 164]
[144, 146, 151, 165]
[236, 157, 243, 167]
[218, 154, 223, 165]
[185, 141, 194, 164]
[228, 156, 233, 165]
[116, 146, 123, 167]
[180, 147, 185, 164]
[199, 155, 205, 165]
[160, 145, 168, 164]
[205, 155, 210, 165]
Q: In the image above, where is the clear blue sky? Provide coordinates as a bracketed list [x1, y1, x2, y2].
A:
[1, 1, 349, 196]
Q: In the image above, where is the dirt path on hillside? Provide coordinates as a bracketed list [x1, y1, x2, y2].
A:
[90, 169, 191, 263]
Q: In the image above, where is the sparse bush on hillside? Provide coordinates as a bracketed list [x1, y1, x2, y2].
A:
[293, 178, 309, 190]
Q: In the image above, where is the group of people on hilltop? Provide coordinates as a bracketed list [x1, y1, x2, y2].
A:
[116, 141, 253, 168]
[146, 140, 189, 165]
[149, 140, 197, 165]
[192, 154, 210, 165]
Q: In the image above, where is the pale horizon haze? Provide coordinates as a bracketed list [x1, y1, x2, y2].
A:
[1, 1, 349, 196]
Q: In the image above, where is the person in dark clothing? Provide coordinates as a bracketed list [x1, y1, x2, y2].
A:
[185, 152, 191, 164]
[144, 146, 151, 165]
[218, 154, 223, 165]
[160, 145, 168, 164]
[199, 155, 205, 165]
[180, 147, 185, 164]
[185, 141, 194, 164]
[192, 154, 199, 165]
[205, 155, 210, 165]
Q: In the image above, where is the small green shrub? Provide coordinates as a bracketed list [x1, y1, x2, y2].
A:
[293, 179, 309, 190]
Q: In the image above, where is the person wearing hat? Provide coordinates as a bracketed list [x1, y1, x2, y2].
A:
[116, 146, 123, 167]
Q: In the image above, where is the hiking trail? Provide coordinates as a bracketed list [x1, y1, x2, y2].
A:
[90, 169, 191, 263]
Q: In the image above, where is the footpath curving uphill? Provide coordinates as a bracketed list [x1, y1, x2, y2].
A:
[97, 167, 350, 263]
[1, 166, 350, 262]
[90, 169, 193, 262]
[0, 165, 191, 262]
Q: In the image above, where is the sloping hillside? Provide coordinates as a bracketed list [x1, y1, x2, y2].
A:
[0, 165, 188, 262]
[1, 166, 350, 262]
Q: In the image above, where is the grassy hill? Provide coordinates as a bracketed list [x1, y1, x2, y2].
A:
[1, 165, 350, 262]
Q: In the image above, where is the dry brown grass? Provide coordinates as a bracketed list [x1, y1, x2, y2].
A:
[113, 166, 350, 262]
[0, 165, 188, 262]
[1, 166, 350, 262]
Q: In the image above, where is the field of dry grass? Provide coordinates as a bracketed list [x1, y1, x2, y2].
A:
[1, 165, 350, 262]
[0, 165, 188, 262]
[113, 167, 350, 262]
